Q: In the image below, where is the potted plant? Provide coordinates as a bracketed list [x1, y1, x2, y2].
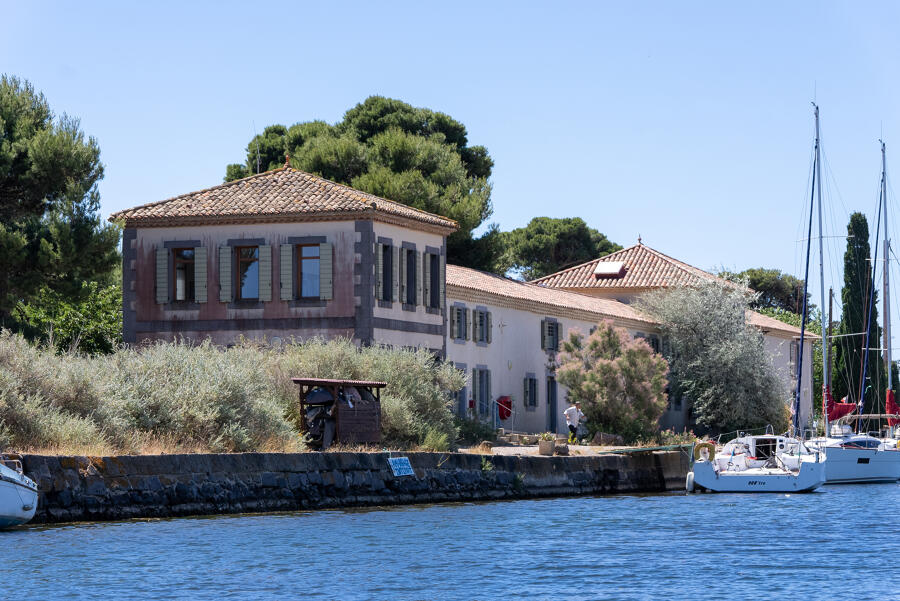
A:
[538, 432, 555, 456]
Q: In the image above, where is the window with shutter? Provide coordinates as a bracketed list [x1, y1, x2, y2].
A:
[173, 248, 195, 302]
[416, 251, 423, 306]
[375, 243, 383, 301]
[486, 312, 492, 344]
[423, 252, 431, 307]
[297, 244, 320, 298]
[399, 248, 407, 303]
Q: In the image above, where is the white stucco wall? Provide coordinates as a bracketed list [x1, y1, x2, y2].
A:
[444, 293, 657, 434]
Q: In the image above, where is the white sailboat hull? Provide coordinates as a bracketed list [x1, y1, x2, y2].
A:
[0, 477, 37, 527]
[821, 446, 900, 483]
[690, 460, 825, 493]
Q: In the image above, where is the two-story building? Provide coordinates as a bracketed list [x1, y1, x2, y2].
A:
[111, 165, 455, 352]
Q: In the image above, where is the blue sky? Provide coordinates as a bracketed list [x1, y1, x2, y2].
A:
[5, 1, 900, 301]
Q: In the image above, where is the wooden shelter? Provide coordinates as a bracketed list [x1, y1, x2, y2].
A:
[291, 378, 386, 450]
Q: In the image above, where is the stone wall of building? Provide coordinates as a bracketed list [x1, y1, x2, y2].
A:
[22, 451, 689, 524]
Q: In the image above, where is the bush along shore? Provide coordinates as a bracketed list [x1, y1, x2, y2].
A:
[0, 332, 465, 455]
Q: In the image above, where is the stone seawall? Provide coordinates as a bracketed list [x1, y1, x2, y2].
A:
[22, 450, 690, 524]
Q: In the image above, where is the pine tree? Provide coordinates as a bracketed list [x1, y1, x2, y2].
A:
[832, 213, 886, 412]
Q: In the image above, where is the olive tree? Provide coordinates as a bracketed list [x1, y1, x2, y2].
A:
[556, 320, 669, 441]
[637, 280, 789, 434]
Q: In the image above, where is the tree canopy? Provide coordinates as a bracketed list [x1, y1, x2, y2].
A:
[497, 217, 621, 280]
[637, 280, 789, 434]
[0, 75, 120, 324]
[720, 267, 811, 314]
[226, 96, 497, 269]
[833, 212, 885, 410]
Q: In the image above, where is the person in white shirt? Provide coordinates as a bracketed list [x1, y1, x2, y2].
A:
[563, 401, 585, 443]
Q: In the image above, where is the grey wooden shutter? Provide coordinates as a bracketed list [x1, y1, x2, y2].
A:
[259, 245, 272, 302]
[416, 251, 423, 306]
[439, 254, 446, 310]
[392, 245, 400, 302]
[524, 377, 529, 407]
[155, 248, 169, 304]
[375, 243, 383, 301]
[486, 311, 492, 343]
[280, 244, 293, 301]
[423, 252, 431, 308]
[486, 370, 492, 417]
[450, 306, 458, 338]
[319, 242, 333, 300]
[194, 247, 208, 303]
[399, 248, 407, 303]
[219, 247, 232, 302]
[465, 309, 471, 340]
[472, 368, 479, 413]
[540, 319, 547, 350]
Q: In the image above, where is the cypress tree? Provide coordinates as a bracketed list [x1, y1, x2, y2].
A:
[832, 212, 886, 412]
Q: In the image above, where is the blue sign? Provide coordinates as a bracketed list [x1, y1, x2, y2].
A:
[388, 457, 414, 477]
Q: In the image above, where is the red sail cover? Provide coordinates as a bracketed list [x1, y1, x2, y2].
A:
[824, 387, 856, 422]
[887, 390, 900, 426]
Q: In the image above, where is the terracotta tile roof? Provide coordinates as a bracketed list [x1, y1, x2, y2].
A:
[746, 311, 818, 339]
[109, 167, 458, 233]
[530, 243, 736, 290]
[446, 264, 656, 326]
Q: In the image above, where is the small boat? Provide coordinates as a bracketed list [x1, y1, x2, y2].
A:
[0, 457, 38, 527]
[687, 433, 825, 493]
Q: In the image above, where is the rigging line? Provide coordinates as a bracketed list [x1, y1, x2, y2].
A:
[860, 183, 885, 424]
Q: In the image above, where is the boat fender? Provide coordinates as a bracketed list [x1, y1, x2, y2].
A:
[693, 442, 716, 461]
[685, 471, 695, 492]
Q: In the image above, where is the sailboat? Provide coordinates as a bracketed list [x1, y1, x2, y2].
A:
[804, 123, 900, 483]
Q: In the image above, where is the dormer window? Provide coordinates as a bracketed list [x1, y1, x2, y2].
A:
[593, 261, 626, 278]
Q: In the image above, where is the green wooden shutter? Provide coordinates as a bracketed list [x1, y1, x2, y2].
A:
[319, 242, 333, 300]
[375, 243, 383, 301]
[259, 245, 272, 302]
[439, 254, 445, 310]
[392, 246, 400, 302]
[194, 247, 208, 303]
[155, 248, 169, 304]
[486, 311, 492, 343]
[423, 252, 431, 308]
[219, 247, 232, 302]
[280, 244, 293, 301]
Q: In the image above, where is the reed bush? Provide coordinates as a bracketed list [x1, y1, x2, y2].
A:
[0, 331, 464, 453]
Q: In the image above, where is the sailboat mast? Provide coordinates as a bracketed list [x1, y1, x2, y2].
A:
[882, 141, 892, 397]
[816, 105, 829, 434]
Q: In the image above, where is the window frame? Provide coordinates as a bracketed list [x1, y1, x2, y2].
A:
[296, 244, 321, 299]
[235, 245, 260, 301]
[172, 247, 196, 302]
[429, 253, 440, 308]
[381, 244, 393, 302]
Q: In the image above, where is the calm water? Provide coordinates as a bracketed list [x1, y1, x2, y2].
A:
[7, 485, 899, 601]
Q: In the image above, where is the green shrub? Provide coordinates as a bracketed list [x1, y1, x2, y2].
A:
[420, 428, 450, 452]
[454, 416, 496, 445]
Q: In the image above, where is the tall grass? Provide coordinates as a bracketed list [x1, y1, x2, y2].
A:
[0, 331, 464, 455]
